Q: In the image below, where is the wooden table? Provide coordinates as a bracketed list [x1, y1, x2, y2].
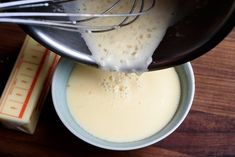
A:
[0, 24, 234, 157]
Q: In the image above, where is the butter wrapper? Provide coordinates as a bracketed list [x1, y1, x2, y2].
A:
[0, 36, 60, 134]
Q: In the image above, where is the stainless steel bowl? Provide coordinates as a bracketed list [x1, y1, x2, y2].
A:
[22, 0, 235, 70]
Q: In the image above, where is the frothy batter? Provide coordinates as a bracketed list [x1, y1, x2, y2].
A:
[78, 0, 177, 72]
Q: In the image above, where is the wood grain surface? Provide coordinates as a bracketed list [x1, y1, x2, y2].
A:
[0, 24, 234, 157]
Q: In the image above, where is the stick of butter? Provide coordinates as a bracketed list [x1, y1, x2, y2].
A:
[0, 36, 60, 134]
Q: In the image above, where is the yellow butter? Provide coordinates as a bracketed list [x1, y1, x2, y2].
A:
[0, 36, 60, 134]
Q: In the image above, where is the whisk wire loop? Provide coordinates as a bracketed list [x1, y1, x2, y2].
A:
[0, 0, 156, 33]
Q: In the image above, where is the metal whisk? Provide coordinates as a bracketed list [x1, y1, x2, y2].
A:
[0, 0, 155, 33]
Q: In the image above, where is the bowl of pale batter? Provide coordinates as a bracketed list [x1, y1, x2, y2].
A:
[52, 59, 195, 150]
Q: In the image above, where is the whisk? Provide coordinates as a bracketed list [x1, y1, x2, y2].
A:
[0, 0, 156, 33]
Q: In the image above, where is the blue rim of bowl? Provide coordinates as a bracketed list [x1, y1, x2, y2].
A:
[52, 58, 195, 150]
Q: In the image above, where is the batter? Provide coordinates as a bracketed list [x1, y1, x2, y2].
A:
[78, 0, 177, 71]
[67, 64, 181, 142]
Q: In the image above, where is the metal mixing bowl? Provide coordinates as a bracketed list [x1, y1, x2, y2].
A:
[22, 0, 235, 70]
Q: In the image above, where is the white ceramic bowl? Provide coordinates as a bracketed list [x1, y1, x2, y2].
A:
[52, 58, 195, 150]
